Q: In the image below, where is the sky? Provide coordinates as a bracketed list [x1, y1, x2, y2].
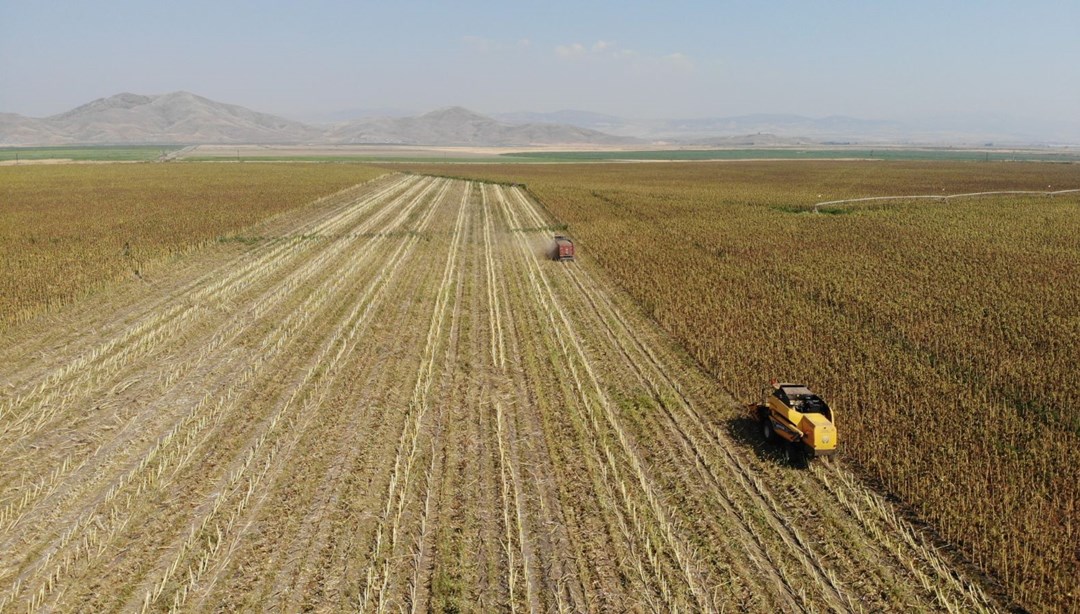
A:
[2, 0, 1078, 125]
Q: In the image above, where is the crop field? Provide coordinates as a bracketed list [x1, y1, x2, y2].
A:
[0, 172, 1005, 612]
[397, 161, 1080, 613]
[0, 163, 385, 329]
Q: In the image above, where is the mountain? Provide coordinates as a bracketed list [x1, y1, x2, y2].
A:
[0, 95, 633, 147]
[0, 113, 58, 145]
[294, 106, 419, 124]
[1, 91, 324, 145]
[488, 110, 1080, 145]
[656, 114, 904, 140]
[325, 106, 636, 146]
[534, 113, 903, 142]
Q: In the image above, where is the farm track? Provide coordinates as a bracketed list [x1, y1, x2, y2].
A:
[0, 175, 1001, 612]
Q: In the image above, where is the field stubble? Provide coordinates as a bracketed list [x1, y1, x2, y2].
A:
[0, 171, 1007, 612]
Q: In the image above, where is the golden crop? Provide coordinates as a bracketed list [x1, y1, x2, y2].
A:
[0, 163, 385, 329]
[400, 160, 1080, 613]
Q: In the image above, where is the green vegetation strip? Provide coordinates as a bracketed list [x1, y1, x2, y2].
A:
[182, 155, 539, 163]
[0, 145, 182, 161]
[501, 148, 1080, 162]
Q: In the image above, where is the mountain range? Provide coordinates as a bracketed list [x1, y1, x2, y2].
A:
[324, 106, 632, 146]
[0, 92, 633, 147]
[492, 110, 1080, 145]
[3, 91, 1078, 147]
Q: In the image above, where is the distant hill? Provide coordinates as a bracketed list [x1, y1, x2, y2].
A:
[657, 114, 904, 140]
[325, 106, 636, 146]
[493, 109, 1080, 145]
[0, 113, 63, 145]
[0, 94, 635, 147]
[494, 110, 899, 142]
[0, 92, 322, 145]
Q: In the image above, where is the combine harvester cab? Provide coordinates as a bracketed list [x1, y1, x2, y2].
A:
[754, 381, 837, 465]
[552, 234, 575, 261]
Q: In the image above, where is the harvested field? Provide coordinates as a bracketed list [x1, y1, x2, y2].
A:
[0, 174, 1001, 612]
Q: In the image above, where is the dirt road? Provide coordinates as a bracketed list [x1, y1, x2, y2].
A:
[0, 175, 999, 612]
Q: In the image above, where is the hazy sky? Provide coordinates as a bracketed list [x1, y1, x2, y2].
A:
[2, 0, 1078, 123]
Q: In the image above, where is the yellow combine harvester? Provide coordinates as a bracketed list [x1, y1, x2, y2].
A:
[752, 381, 837, 465]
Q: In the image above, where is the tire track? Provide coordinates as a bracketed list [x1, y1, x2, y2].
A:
[404, 182, 476, 614]
[497, 188, 673, 612]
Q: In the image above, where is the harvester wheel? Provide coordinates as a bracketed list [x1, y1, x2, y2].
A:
[784, 443, 805, 467]
[761, 418, 773, 442]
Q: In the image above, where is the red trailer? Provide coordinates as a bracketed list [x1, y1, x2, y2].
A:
[553, 235, 575, 261]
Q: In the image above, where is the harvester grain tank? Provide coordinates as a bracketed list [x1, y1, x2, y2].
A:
[753, 381, 837, 465]
[552, 235, 575, 261]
